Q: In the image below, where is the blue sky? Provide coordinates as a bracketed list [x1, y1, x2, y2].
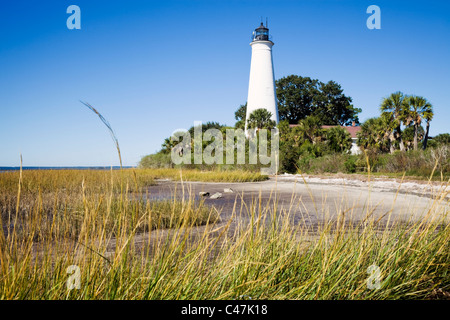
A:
[1, 0, 449, 166]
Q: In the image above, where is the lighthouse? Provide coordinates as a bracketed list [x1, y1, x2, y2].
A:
[245, 22, 279, 134]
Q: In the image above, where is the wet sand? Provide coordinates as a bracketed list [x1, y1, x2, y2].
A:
[144, 176, 449, 227]
[79, 176, 450, 258]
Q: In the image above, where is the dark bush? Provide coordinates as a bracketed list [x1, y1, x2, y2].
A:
[139, 153, 173, 169]
[344, 156, 357, 173]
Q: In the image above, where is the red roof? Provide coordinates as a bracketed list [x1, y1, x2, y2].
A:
[322, 125, 361, 138]
[289, 124, 361, 138]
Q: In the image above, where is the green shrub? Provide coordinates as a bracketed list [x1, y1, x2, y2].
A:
[298, 153, 350, 174]
[427, 133, 450, 148]
[139, 153, 173, 169]
[344, 156, 357, 173]
[325, 127, 352, 153]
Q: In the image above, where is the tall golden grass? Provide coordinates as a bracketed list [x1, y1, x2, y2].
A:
[0, 168, 449, 299]
[140, 168, 269, 183]
[1, 104, 447, 300]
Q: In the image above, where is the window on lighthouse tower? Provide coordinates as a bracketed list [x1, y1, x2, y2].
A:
[253, 23, 269, 41]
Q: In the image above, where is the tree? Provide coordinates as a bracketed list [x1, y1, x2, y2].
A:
[161, 137, 172, 154]
[275, 75, 361, 125]
[403, 96, 433, 151]
[422, 103, 434, 150]
[325, 127, 352, 153]
[188, 121, 225, 137]
[276, 75, 319, 123]
[234, 103, 247, 129]
[247, 108, 276, 130]
[380, 111, 398, 153]
[357, 117, 390, 152]
[403, 124, 424, 150]
[277, 120, 300, 173]
[314, 80, 361, 126]
[276, 117, 327, 172]
[429, 133, 450, 147]
[293, 115, 324, 144]
[161, 136, 180, 154]
[380, 91, 407, 152]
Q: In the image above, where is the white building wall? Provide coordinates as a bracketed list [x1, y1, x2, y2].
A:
[350, 138, 361, 155]
[245, 40, 278, 132]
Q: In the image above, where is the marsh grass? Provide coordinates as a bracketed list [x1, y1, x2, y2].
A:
[0, 168, 449, 299]
[0, 168, 267, 194]
[141, 168, 269, 183]
[0, 104, 448, 299]
[0, 169, 217, 242]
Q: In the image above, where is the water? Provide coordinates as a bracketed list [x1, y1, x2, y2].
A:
[0, 166, 135, 172]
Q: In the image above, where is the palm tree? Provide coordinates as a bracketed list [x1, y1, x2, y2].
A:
[325, 127, 352, 153]
[161, 137, 175, 154]
[247, 108, 276, 131]
[380, 111, 397, 153]
[357, 117, 390, 152]
[293, 115, 323, 144]
[380, 92, 407, 152]
[403, 96, 433, 151]
[422, 105, 434, 150]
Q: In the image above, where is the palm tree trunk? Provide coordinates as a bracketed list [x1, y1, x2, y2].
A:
[389, 131, 396, 154]
[414, 123, 418, 151]
[423, 121, 430, 150]
[396, 125, 405, 151]
[399, 139, 405, 151]
[389, 144, 395, 154]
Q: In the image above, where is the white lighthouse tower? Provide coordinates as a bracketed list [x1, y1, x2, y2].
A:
[245, 22, 279, 134]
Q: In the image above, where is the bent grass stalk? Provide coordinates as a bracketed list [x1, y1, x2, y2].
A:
[0, 108, 449, 299]
[0, 173, 448, 299]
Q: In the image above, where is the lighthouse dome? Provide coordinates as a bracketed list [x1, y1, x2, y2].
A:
[252, 22, 270, 41]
